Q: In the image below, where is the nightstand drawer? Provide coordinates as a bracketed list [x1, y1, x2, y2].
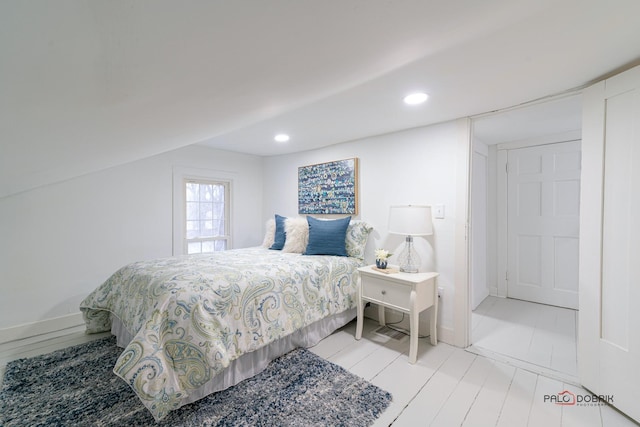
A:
[362, 276, 411, 309]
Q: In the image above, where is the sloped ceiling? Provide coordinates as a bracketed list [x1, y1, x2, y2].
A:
[2, 1, 640, 198]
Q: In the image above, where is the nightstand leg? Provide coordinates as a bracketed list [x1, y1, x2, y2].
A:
[356, 298, 363, 340]
[378, 305, 386, 326]
[409, 308, 418, 364]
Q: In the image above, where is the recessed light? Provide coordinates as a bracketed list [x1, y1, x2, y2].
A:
[403, 92, 429, 105]
[274, 134, 290, 142]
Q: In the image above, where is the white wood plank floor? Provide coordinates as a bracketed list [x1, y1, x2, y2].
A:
[470, 296, 578, 383]
[1, 318, 637, 426]
[312, 318, 637, 427]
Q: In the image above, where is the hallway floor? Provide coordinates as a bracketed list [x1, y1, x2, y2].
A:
[470, 296, 578, 383]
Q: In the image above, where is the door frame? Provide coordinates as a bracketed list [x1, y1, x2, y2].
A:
[465, 92, 583, 349]
[470, 145, 489, 310]
[495, 132, 582, 298]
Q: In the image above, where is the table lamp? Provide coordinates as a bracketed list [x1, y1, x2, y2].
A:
[388, 205, 433, 273]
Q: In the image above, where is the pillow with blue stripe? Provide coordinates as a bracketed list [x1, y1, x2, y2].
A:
[304, 216, 351, 256]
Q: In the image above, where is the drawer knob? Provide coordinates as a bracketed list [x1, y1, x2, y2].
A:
[381, 290, 386, 295]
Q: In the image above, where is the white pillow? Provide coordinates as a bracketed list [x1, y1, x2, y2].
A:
[261, 218, 276, 248]
[282, 217, 309, 253]
[345, 220, 374, 260]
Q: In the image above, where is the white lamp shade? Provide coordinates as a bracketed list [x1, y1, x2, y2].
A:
[388, 205, 433, 236]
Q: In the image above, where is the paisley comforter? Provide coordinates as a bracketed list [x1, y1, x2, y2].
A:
[80, 247, 363, 420]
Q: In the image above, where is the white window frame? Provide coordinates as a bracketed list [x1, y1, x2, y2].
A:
[172, 167, 233, 256]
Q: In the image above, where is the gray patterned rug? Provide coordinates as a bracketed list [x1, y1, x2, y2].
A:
[0, 336, 391, 426]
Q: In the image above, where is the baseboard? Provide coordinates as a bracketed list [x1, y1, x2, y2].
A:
[437, 325, 455, 345]
[0, 312, 85, 345]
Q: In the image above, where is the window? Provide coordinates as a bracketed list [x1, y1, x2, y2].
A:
[184, 179, 230, 254]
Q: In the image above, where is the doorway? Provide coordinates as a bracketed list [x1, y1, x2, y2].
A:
[468, 95, 582, 380]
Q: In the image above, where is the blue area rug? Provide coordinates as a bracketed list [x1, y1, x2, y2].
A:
[0, 336, 391, 426]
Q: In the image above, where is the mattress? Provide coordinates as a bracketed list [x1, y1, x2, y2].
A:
[80, 247, 363, 420]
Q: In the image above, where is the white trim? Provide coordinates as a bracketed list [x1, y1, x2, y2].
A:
[470, 148, 489, 310]
[486, 144, 499, 296]
[496, 149, 509, 297]
[473, 139, 489, 156]
[0, 312, 84, 345]
[578, 79, 606, 391]
[454, 117, 472, 348]
[496, 130, 581, 151]
[437, 325, 455, 345]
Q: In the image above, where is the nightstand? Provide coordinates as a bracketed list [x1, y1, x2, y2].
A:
[355, 265, 439, 364]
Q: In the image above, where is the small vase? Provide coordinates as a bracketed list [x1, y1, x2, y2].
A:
[375, 258, 388, 269]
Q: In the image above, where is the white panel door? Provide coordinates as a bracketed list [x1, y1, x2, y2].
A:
[580, 65, 640, 423]
[507, 141, 581, 309]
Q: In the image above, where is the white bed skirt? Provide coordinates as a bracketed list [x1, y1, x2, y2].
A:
[110, 307, 356, 407]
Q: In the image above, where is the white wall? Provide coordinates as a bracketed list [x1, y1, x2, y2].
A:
[262, 121, 465, 338]
[0, 145, 263, 333]
[0, 120, 468, 343]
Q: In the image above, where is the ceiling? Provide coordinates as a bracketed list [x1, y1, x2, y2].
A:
[2, 1, 640, 198]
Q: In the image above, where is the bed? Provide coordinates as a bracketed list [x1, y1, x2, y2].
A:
[80, 216, 372, 421]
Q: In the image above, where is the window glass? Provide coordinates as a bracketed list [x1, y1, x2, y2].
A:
[184, 180, 229, 254]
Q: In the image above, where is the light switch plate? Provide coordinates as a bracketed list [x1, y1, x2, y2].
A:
[433, 204, 445, 219]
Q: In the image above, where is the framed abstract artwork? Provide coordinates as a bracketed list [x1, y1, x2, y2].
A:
[298, 158, 359, 215]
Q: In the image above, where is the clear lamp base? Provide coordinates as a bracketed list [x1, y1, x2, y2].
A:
[397, 235, 421, 273]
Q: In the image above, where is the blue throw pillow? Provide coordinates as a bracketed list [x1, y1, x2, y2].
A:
[304, 216, 351, 256]
[269, 214, 287, 250]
